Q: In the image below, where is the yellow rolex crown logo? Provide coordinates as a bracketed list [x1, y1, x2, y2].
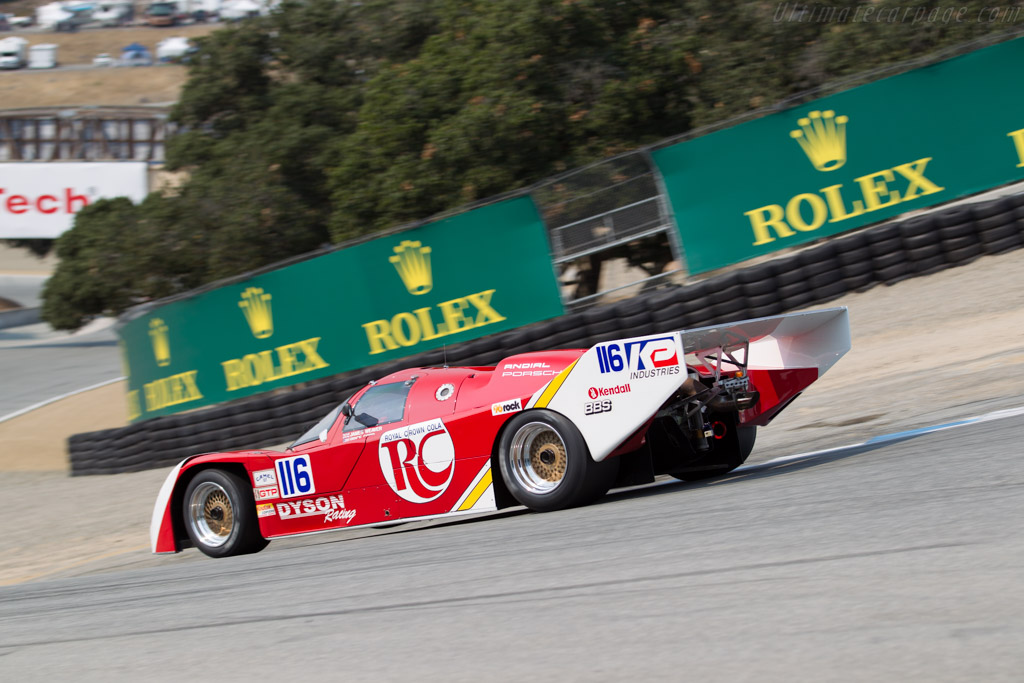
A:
[790, 109, 849, 172]
[149, 318, 171, 367]
[239, 287, 274, 339]
[390, 240, 433, 296]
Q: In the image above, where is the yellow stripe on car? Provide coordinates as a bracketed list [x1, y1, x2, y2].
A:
[533, 359, 579, 409]
[458, 468, 493, 511]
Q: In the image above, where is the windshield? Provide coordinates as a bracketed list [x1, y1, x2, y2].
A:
[343, 381, 412, 432]
[289, 403, 344, 450]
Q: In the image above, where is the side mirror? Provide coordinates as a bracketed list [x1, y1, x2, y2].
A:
[341, 403, 353, 418]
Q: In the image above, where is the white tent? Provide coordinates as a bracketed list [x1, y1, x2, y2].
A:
[219, 0, 261, 20]
[156, 37, 193, 62]
[35, 2, 74, 29]
[28, 44, 58, 69]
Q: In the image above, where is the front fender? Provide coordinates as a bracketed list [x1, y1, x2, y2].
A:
[150, 460, 187, 553]
[150, 451, 278, 554]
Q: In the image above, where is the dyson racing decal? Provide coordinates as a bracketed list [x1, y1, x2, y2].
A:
[275, 495, 356, 524]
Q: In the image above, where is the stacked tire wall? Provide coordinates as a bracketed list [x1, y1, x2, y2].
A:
[69, 192, 1024, 475]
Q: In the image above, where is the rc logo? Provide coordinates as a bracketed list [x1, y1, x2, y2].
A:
[790, 109, 848, 172]
[149, 318, 171, 367]
[239, 287, 273, 339]
[390, 239, 433, 296]
[379, 418, 455, 503]
[595, 335, 680, 379]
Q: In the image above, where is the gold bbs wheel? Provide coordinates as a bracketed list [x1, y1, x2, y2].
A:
[508, 422, 570, 494]
[187, 481, 235, 548]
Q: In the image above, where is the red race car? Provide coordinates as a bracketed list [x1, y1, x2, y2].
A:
[151, 308, 850, 557]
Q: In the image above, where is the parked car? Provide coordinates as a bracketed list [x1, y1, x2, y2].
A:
[145, 1, 177, 27]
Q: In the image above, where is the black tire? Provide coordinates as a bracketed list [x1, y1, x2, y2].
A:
[746, 302, 784, 318]
[840, 259, 873, 277]
[981, 233, 1023, 255]
[741, 279, 778, 297]
[978, 222, 1020, 242]
[936, 205, 974, 227]
[871, 249, 904, 269]
[976, 211, 1016, 232]
[843, 271, 875, 291]
[903, 231, 940, 250]
[910, 254, 947, 275]
[833, 232, 868, 251]
[182, 469, 268, 558]
[777, 280, 811, 299]
[900, 214, 936, 237]
[808, 270, 841, 288]
[937, 222, 978, 240]
[971, 197, 1014, 219]
[813, 280, 847, 301]
[746, 291, 782, 308]
[837, 246, 872, 266]
[498, 409, 618, 512]
[941, 234, 980, 251]
[781, 291, 815, 310]
[944, 243, 983, 264]
[876, 261, 909, 284]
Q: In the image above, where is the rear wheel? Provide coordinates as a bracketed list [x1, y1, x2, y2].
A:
[182, 469, 268, 558]
[498, 410, 618, 512]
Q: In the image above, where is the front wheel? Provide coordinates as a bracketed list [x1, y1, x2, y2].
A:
[498, 409, 618, 512]
[182, 469, 268, 558]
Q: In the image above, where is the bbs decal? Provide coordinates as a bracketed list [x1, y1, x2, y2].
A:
[584, 400, 612, 415]
[275, 455, 315, 499]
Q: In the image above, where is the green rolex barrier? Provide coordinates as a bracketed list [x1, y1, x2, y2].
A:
[652, 37, 1024, 274]
[119, 196, 565, 422]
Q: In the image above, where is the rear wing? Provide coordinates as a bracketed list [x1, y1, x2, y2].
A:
[525, 307, 850, 461]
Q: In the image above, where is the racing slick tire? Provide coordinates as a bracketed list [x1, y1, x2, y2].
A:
[498, 409, 618, 512]
[182, 469, 269, 558]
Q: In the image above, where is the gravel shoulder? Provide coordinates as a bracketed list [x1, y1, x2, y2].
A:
[1, 247, 1022, 585]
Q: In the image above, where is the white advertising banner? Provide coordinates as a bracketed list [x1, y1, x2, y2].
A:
[0, 162, 148, 239]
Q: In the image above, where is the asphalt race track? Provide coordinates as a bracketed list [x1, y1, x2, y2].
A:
[0, 321, 121, 419]
[1, 413, 1021, 681]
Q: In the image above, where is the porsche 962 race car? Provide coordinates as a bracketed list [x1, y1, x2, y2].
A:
[151, 307, 850, 558]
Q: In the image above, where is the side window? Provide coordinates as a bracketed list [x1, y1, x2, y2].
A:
[343, 381, 413, 432]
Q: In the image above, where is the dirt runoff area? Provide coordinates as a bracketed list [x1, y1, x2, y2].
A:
[2, 247, 1023, 585]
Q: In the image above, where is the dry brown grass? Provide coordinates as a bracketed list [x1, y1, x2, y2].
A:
[0, 63, 190, 107]
[0, 24, 220, 108]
